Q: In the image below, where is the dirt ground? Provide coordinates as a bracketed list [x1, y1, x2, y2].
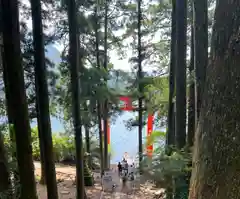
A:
[34, 162, 164, 199]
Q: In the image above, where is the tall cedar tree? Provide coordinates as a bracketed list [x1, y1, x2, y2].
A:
[97, 100, 104, 174]
[84, 126, 90, 154]
[174, 0, 187, 198]
[193, 0, 208, 123]
[83, 102, 91, 168]
[95, 5, 104, 174]
[0, 0, 37, 198]
[175, 0, 187, 149]
[189, 1, 240, 198]
[30, 0, 58, 198]
[0, 36, 12, 195]
[2, 33, 18, 190]
[166, 0, 176, 149]
[1, 0, 17, 191]
[35, 104, 46, 184]
[103, 0, 109, 170]
[137, 0, 143, 172]
[66, 0, 85, 198]
[187, 25, 195, 147]
[165, 1, 176, 199]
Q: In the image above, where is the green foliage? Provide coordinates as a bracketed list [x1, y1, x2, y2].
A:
[142, 148, 191, 189]
[144, 76, 169, 116]
[142, 129, 191, 193]
[4, 126, 75, 163]
[3, 126, 101, 174]
[125, 75, 169, 130]
[31, 126, 75, 162]
[145, 130, 166, 147]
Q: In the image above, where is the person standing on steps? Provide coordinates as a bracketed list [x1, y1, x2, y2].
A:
[117, 162, 122, 177]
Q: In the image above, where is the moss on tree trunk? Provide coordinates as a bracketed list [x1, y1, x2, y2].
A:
[189, 1, 240, 199]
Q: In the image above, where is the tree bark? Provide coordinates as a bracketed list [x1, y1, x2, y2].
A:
[30, 0, 58, 197]
[166, 1, 176, 198]
[0, 35, 12, 196]
[84, 124, 92, 168]
[187, 25, 195, 148]
[95, 4, 104, 175]
[67, 0, 85, 198]
[167, 0, 176, 149]
[175, 0, 187, 149]
[2, 34, 18, 195]
[189, 1, 240, 199]
[85, 126, 90, 154]
[1, 0, 37, 198]
[192, 0, 208, 123]
[97, 102, 104, 175]
[137, 0, 143, 173]
[37, 115, 46, 185]
[35, 102, 45, 184]
[174, 0, 187, 198]
[103, 0, 109, 171]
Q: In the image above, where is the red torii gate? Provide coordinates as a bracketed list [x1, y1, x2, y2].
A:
[106, 96, 154, 157]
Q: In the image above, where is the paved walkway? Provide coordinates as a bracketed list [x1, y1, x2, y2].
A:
[100, 169, 143, 199]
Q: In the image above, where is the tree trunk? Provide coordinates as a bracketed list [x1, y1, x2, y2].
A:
[37, 116, 46, 185]
[85, 126, 90, 154]
[103, 0, 109, 171]
[2, 35, 17, 195]
[95, 4, 104, 175]
[137, 0, 143, 173]
[174, 0, 187, 198]
[103, 116, 108, 170]
[67, 0, 85, 198]
[97, 102, 104, 175]
[1, 0, 37, 198]
[185, 21, 195, 199]
[189, 1, 240, 199]
[1, 7, 17, 187]
[0, 35, 12, 196]
[175, 0, 187, 149]
[192, 0, 208, 123]
[84, 124, 92, 168]
[187, 25, 195, 148]
[35, 103, 45, 184]
[30, 0, 58, 197]
[167, 0, 176, 149]
[166, 1, 176, 198]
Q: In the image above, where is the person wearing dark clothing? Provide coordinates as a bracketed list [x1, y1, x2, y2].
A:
[117, 162, 122, 176]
